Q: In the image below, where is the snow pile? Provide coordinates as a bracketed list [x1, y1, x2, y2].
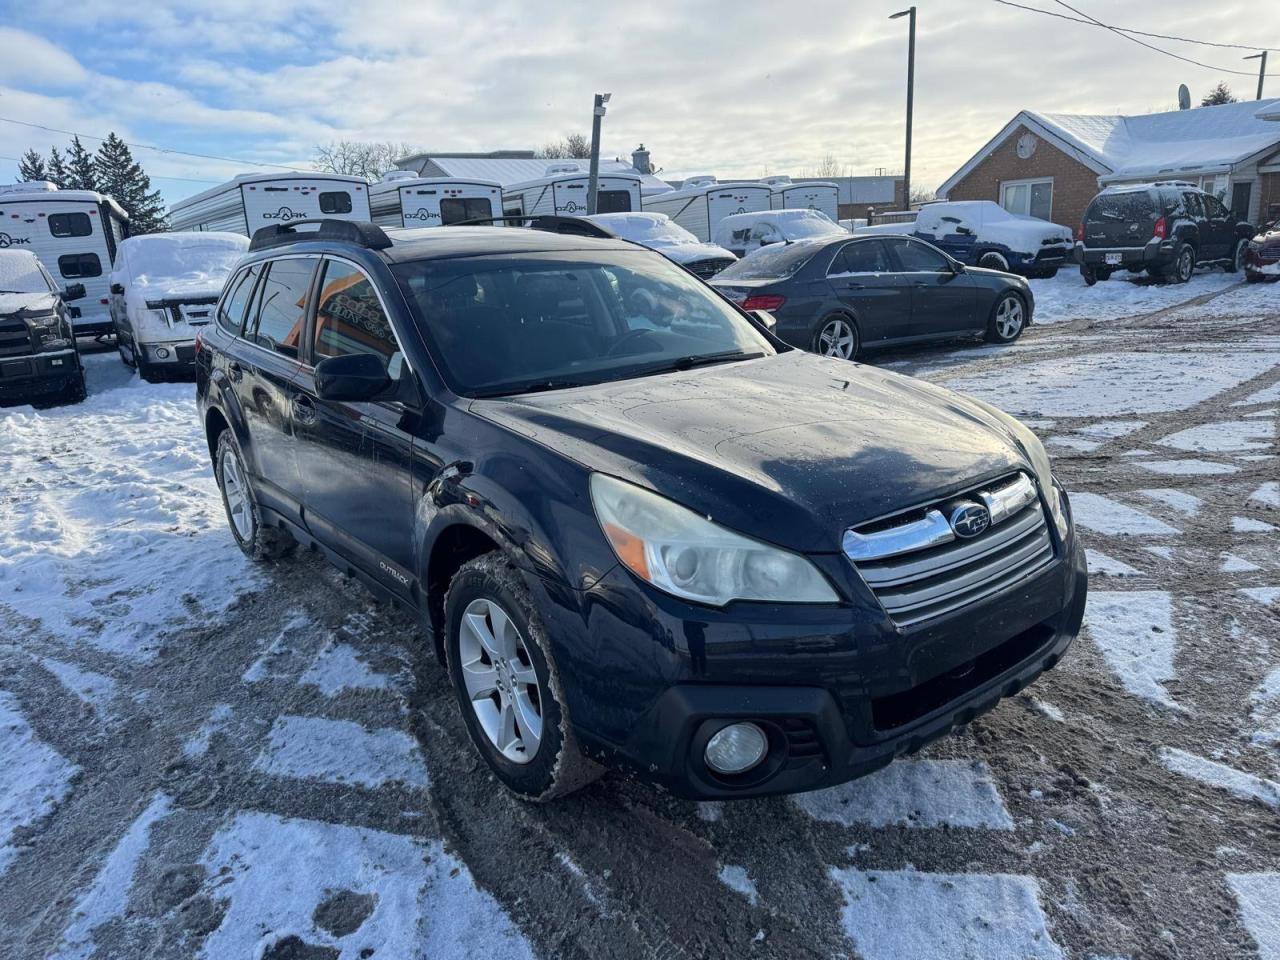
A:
[0, 691, 78, 877]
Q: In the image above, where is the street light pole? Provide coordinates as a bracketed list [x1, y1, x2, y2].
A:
[1245, 52, 1267, 100]
[586, 93, 611, 215]
[890, 7, 916, 213]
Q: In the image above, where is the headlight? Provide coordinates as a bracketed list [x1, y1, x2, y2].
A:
[589, 474, 838, 606]
[1045, 481, 1071, 540]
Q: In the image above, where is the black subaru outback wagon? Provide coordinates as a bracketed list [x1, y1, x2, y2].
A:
[196, 218, 1087, 801]
[1076, 181, 1254, 285]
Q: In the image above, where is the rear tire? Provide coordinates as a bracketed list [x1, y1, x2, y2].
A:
[985, 292, 1027, 344]
[977, 251, 1010, 272]
[1166, 243, 1194, 284]
[811, 314, 860, 361]
[213, 430, 295, 561]
[445, 553, 602, 802]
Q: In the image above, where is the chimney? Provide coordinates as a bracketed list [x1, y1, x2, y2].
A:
[631, 144, 652, 175]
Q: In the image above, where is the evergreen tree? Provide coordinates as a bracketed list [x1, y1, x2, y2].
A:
[65, 136, 98, 191]
[93, 132, 167, 234]
[18, 149, 48, 182]
[1200, 82, 1236, 106]
[46, 147, 69, 189]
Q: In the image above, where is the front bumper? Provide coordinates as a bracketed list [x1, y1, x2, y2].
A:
[546, 520, 1088, 800]
[1244, 246, 1280, 274]
[140, 339, 198, 366]
[1077, 238, 1171, 269]
[0, 349, 82, 399]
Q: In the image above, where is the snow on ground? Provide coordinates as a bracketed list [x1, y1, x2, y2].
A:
[1251, 669, 1280, 748]
[1226, 874, 1280, 960]
[0, 362, 262, 659]
[830, 868, 1064, 960]
[1085, 591, 1180, 710]
[197, 812, 534, 960]
[1137, 489, 1203, 517]
[1030, 269, 1238, 326]
[253, 715, 429, 789]
[1157, 419, 1276, 453]
[1249, 482, 1280, 508]
[1234, 517, 1278, 534]
[1160, 749, 1280, 808]
[1085, 550, 1144, 579]
[717, 864, 760, 906]
[945, 350, 1280, 418]
[35, 657, 118, 713]
[301, 640, 396, 697]
[0, 691, 78, 877]
[1070, 492, 1180, 537]
[1241, 587, 1280, 608]
[1137, 458, 1240, 476]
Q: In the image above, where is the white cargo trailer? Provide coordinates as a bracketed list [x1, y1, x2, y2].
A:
[641, 181, 773, 243]
[0, 181, 129, 336]
[765, 177, 840, 220]
[167, 173, 371, 236]
[502, 165, 643, 220]
[370, 172, 504, 228]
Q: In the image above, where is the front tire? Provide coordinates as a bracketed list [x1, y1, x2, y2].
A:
[985, 292, 1027, 344]
[214, 430, 294, 561]
[812, 314, 860, 360]
[977, 251, 1010, 272]
[445, 554, 601, 802]
[64, 371, 87, 405]
[1227, 239, 1247, 273]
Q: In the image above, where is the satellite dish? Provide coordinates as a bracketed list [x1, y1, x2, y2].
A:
[1178, 84, 1191, 110]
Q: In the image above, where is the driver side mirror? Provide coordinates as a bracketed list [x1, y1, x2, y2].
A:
[110, 282, 125, 295]
[315, 353, 391, 402]
[950, 260, 967, 275]
[62, 283, 87, 302]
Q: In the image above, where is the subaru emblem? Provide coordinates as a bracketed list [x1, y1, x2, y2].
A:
[949, 502, 991, 538]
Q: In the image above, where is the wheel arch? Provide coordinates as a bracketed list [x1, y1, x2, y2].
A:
[422, 521, 506, 661]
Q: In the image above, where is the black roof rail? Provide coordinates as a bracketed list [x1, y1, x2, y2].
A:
[449, 214, 618, 239]
[248, 219, 393, 252]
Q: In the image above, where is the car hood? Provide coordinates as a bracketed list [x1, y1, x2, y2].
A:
[129, 276, 226, 302]
[656, 241, 737, 265]
[470, 351, 1035, 552]
[0, 291, 57, 316]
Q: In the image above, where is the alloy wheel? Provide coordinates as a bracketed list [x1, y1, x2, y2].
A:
[818, 318, 857, 359]
[1178, 249, 1193, 282]
[220, 450, 253, 541]
[458, 597, 543, 764]
[995, 295, 1025, 340]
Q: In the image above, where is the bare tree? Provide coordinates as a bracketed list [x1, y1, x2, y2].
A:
[313, 141, 419, 180]
[909, 186, 937, 206]
[537, 134, 591, 159]
[814, 154, 844, 178]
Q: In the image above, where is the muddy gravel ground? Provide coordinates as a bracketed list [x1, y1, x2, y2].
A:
[1, 276, 1277, 959]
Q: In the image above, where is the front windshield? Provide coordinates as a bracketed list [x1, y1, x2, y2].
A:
[714, 241, 822, 281]
[0, 254, 54, 295]
[128, 237, 247, 284]
[392, 249, 774, 397]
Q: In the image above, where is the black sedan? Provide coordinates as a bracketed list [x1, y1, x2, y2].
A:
[711, 234, 1034, 359]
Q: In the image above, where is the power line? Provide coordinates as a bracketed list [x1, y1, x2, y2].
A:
[0, 116, 309, 172]
[991, 0, 1279, 70]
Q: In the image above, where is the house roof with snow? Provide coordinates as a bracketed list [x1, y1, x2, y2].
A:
[939, 98, 1280, 196]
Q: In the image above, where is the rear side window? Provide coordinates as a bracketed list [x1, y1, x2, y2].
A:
[247, 258, 314, 358]
[1086, 192, 1154, 223]
[218, 265, 262, 334]
[49, 212, 93, 238]
[58, 253, 101, 278]
[319, 191, 352, 215]
[595, 190, 632, 214]
[313, 259, 403, 378]
[830, 240, 892, 274]
[439, 197, 493, 226]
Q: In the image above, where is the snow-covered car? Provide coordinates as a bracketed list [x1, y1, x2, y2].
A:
[0, 249, 87, 405]
[110, 232, 248, 381]
[912, 201, 1074, 278]
[1244, 218, 1280, 283]
[713, 209, 848, 258]
[587, 212, 736, 279]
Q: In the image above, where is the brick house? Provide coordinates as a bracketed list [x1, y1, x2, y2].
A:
[938, 99, 1280, 229]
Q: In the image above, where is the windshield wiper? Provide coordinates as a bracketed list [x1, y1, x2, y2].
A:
[472, 378, 592, 398]
[628, 350, 765, 377]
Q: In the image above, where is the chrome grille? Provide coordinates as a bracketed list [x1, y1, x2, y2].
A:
[687, 258, 734, 279]
[845, 474, 1055, 627]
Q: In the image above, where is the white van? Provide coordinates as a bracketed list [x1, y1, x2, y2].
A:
[502, 165, 643, 220]
[641, 181, 773, 242]
[109, 232, 248, 380]
[370, 171, 504, 228]
[0, 181, 129, 336]
[167, 173, 371, 237]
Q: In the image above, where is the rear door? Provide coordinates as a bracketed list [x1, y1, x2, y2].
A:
[825, 239, 912, 345]
[235, 256, 315, 520]
[1083, 190, 1158, 248]
[884, 237, 979, 337]
[291, 257, 418, 597]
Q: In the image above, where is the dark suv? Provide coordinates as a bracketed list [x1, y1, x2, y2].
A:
[0, 249, 87, 405]
[1076, 182, 1254, 285]
[197, 218, 1087, 802]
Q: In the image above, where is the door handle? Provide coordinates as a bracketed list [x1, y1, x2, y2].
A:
[291, 394, 317, 424]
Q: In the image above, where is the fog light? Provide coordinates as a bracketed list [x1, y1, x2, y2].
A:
[155, 346, 171, 359]
[704, 722, 767, 775]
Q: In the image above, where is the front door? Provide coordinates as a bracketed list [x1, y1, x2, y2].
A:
[825, 239, 912, 345]
[291, 257, 418, 598]
[234, 257, 314, 520]
[1201, 193, 1235, 260]
[884, 238, 979, 338]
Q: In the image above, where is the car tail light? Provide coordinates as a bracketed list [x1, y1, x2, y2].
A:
[1075, 223, 1084, 242]
[741, 295, 786, 311]
[1153, 216, 1167, 240]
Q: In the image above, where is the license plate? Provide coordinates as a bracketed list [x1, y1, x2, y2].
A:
[1104, 253, 1122, 265]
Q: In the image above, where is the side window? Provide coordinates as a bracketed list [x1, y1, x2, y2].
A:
[49, 213, 93, 238]
[1204, 195, 1228, 219]
[887, 238, 950, 273]
[319, 192, 352, 215]
[595, 190, 632, 214]
[830, 240, 891, 275]
[247, 259, 313, 358]
[58, 253, 102, 278]
[1180, 192, 1203, 220]
[313, 259, 404, 378]
[218, 265, 262, 334]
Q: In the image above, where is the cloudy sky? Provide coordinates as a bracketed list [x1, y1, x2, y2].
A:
[0, 0, 1270, 206]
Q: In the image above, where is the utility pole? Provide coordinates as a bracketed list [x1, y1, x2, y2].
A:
[586, 93, 611, 215]
[1245, 52, 1267, 100]
[890, 7, 916, 212]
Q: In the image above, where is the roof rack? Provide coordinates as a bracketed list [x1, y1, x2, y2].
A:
[449, 215, 618, 239]
[248, 219, 392, 252]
